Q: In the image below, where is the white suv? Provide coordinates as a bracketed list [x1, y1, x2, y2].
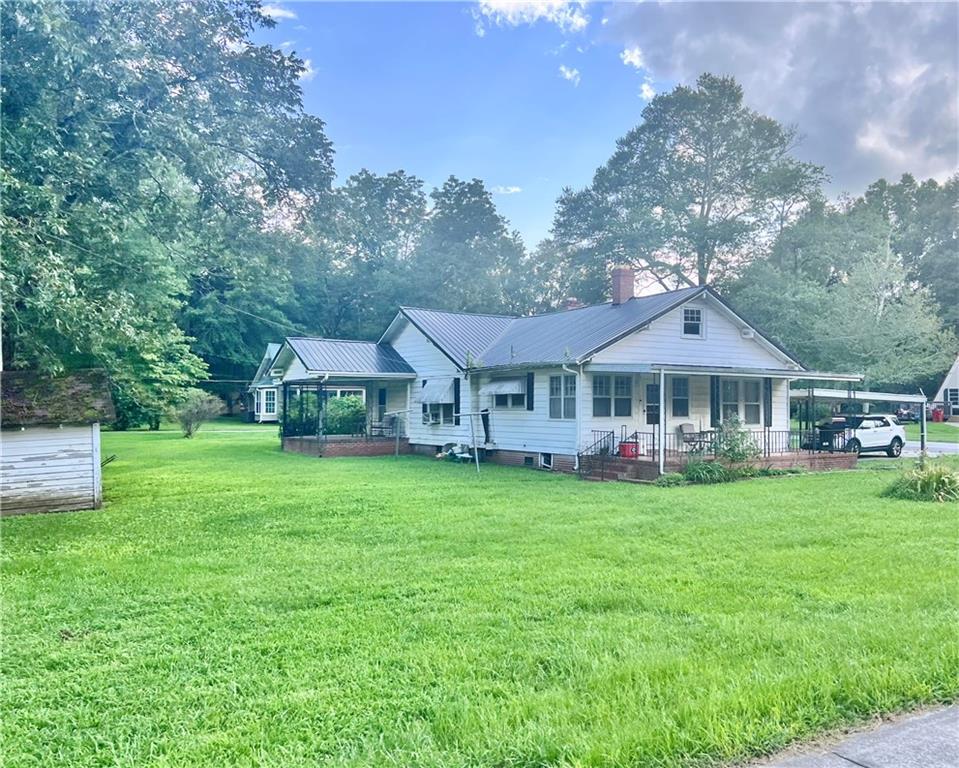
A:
[843, 414, 906, 457]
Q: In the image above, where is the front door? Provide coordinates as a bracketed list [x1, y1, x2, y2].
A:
[645, 384, 660, 426]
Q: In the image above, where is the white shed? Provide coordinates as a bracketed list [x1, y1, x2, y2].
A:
[1, 370, 115, 515]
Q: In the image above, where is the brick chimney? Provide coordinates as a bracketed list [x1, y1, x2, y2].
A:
[611, 264, 635, 305]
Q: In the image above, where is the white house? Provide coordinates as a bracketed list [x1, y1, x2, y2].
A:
[256, 267, 861, 474]
[933, 355, 959, 414]
[1, 370, 115, 515]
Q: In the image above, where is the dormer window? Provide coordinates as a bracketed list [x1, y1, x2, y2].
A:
[682, 307, 703, 338]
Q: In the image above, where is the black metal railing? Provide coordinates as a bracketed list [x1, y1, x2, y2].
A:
[607, 427, 850, 466]
[577, 430, 616, 480]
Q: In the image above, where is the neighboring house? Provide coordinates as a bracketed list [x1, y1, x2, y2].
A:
[255, 266, 861, 473]
[933, 355, 959, 414]
[248, 342, 282, 422]
[1, 370, 115, 515]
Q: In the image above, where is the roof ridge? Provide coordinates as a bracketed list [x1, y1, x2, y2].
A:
[287, 336, 385, 345]
[508, 285, 703, 321]
[399, 305, 517, 319]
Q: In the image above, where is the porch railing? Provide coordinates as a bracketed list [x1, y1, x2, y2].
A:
[595, 427, 849, 467]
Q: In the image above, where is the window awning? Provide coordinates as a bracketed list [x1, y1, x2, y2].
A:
[479, 378, 525, 396]
[421, 378, 455, 404]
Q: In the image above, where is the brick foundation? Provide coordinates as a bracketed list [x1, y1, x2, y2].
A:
[283, 437, 409, 458]
[483, 449, 576, 473]
[580, 451, 858, 482]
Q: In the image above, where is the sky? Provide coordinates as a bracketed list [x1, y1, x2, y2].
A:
[255, 1, 959, 248]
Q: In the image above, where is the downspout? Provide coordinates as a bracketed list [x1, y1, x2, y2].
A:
[563, 363, 581, 470]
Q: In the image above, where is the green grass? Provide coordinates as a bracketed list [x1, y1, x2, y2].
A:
[904, 422, 959, 443]
[3, 431, 957, 767]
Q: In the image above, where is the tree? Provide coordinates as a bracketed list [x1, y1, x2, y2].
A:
[726, 202, 957, 390]
[175, 388, 224, 438]
[551, 74, 824, 301]
[1, 0, 333, 418]
[411, 176, 531, 314]
[860, 174, 959, 334]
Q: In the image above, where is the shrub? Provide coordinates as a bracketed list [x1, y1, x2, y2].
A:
[655, 472, 688, 487]
[175, 388, 224, 438]
[882, 463, 959, 503]
[756, 467, 805, 477]
[682, 459, 732, 484]
[324, 395, 366, 435]
[715, 415, 760, 464]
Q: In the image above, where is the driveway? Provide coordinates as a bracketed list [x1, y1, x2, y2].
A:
[903, 440, 959, 457]
[755, 706, 958, 767]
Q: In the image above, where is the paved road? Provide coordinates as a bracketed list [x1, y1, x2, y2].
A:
[902, 440, 959, 457]
[758, 707, 958, 767]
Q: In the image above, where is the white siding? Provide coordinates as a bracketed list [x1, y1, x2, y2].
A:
[592, 297, 791, 369]
[390, 320, 473, 446]
[1, 425, 101, 514]
[473, 368, 578, 454]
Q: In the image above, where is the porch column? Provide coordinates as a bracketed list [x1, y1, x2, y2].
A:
[658, 368, 666, 476]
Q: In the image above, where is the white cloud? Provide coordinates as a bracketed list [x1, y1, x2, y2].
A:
[558, 64, 581, 86]
[620, 45, 644, 70]
[261, 4, 297, 21]
[279, 40, 295, 50]
[603, 3, 958, 194]
[299, 59, 316, 83]
[640, 81, 656, 101]
[474, 1, 590, 35]
[492, 185, 523, 195]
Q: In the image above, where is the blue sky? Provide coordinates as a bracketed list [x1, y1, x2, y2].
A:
[255, 1, 958, 248]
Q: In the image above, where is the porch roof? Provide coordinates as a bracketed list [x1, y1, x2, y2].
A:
[586, 362, 863, 382]
[789, 387, 926, 404]
[285, 337, 415, 378]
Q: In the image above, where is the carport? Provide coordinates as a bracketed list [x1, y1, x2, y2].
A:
[789, 387, 928, 452]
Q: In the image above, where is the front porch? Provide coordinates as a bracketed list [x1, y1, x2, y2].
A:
[577, 427, 858, 482]
[578, 364, 863, 479]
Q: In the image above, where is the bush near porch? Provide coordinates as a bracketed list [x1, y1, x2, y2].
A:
[2, 429, 957, 768]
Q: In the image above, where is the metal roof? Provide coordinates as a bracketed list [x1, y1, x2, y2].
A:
[790, 387, 926, 404]
[398, 307, 515, 368]
[286, 337, 415, 376]
[477, 287, 705, 367]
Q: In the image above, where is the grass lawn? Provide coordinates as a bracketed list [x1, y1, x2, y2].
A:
[904, 422, 959, 443]
[3, 430, 957, 767]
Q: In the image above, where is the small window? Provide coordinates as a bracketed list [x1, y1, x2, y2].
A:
[540, 453, 553, 470]
[255, 390, 261, 415]
[947, 388, 959, 406]
[671, 377, 689, 417]
[423, 403, 453, 425]
[524, 456, 534, 467]
[264, 390, 276, 415]
[495, 393, 525, 409]
[614, 375, 632, 417]
[721, 380, 740, 421]
[683, 307, 703, 337]
[743, 380, 761, 425]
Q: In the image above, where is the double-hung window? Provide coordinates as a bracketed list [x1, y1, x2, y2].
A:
[494, 393, 526, 409]
[255, 390, 262, 415]
[721, 380, 740, 421]
[743, 380, 761, 424]
[592, 375, 611, 417]
[613, 375, 632, 417]
[550, 375, 576, 419]
[671, 377, 689, 417]
[264, 389, 276, 415]
[682, 307, 704, 338]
